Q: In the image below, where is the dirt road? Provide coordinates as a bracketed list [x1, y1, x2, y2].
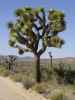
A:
[0, 77, 48, 100]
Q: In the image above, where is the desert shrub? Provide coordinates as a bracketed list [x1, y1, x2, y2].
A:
[0, 66, 9, 77]
[9, 73, 23, 82]
[50, 89, 64, 100]
[32, 82, 51, 97]
[22, 76, 35, 89]
[64, 69, 75, 84]
[32, 83, 46, 94]
[54, 63, 75, 84]
[53, 63, 65, 84]
[41, 65, 53, 81]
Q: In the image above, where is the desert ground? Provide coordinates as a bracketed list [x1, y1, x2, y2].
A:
[0, 77, 48, 100]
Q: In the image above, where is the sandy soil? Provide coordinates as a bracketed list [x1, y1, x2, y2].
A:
[0, 77, 48, 100]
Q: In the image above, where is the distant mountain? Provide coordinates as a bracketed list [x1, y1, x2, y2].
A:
[17, 56, 33, 62]
[0, 55, 75, 64]
[53, 57, 75, 64]
[17, 57, 75, 64]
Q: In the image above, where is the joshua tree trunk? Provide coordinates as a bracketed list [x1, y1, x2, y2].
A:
[8, 63, 11, 70]
[35, 55, 41, 83]
[50, 55, 52, 69]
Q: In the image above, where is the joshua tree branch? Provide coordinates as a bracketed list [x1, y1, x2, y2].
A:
[33, 24, 42, 31]
[37, 42, 46, 56]
[36, 14, 43, 22]
[39, 10, 46, 37]
[14, 44, 32, 52]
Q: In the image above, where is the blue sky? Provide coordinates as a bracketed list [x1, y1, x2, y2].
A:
[0, 0, 75, 58]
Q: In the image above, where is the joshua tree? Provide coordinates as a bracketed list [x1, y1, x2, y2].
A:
[48, 52, 53, 68]
[8, 7, 66, 83]
[5, 55, 17, 72]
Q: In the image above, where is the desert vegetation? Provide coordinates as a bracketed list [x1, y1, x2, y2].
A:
[0, 57, 75, 100]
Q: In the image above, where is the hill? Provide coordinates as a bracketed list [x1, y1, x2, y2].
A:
[0, 55, 75, 64]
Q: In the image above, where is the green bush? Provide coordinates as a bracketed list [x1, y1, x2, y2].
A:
[54, 63, 75, 84]
[22, 76, 35, 89]
[50, 89, 64, 100]
[64, 69, 75, 84]
[0, 66, 9, 77]
[9, 73, 23, 82]
[32, 82, 50, 96]
[41, 67, 53, 81]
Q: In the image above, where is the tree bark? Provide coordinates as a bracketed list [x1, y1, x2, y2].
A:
[8, 63, 11, 71]
[50, 55, 52, 69]
[35, 55, 41, 83]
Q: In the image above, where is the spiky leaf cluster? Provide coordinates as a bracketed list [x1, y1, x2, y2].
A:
[48, 9, 65, 34]
[8, 7, 66, 55]
[43, 34, 65, 48]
